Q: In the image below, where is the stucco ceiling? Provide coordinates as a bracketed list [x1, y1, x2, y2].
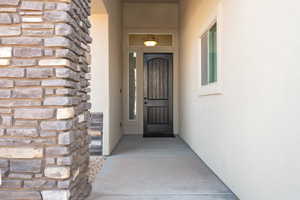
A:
[124, 0, 179, 3]
[91, 0, 179, 14]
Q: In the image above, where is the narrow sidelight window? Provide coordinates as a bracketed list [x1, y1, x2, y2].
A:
[201, 23, 217, 86]
[129, 52, 137, 120]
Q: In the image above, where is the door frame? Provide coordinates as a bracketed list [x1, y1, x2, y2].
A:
[122, 28, 179, 136]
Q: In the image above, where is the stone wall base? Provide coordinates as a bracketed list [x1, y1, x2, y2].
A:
[0, 0, 92, 199]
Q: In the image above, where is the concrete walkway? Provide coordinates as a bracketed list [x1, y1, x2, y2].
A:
[89, 136, 238, 200]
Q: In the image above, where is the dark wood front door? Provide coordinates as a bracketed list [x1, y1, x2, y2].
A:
[144, 53, 173, 137]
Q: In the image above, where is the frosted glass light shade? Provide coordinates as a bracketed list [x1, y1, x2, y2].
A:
[144, 40, 158, 47]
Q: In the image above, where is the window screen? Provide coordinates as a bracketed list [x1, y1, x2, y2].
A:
[201, 23, 217, 86]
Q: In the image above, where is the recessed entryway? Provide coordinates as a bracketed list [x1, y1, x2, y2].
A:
[122, 32, 179, 137]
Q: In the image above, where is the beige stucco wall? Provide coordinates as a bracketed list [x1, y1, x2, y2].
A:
[123, 2, 178, 29]
[179, 0, 300, 199]
[90, 14, 108, 114]
[103, 0, 124, 155]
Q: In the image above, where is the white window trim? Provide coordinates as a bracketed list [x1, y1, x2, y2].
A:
[198, 3, 223, 96]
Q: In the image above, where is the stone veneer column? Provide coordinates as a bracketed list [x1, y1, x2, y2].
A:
[0, 0, 92, 199]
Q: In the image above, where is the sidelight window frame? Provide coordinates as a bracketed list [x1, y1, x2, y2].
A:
[128, 51, 138, 121]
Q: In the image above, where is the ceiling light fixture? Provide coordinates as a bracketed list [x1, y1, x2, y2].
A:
[144, 35, 158, 47]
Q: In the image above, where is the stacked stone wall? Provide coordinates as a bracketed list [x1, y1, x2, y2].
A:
[0, 0, 92, 199]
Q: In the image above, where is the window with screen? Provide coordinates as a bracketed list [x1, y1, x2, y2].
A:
[201, 23, 217, 86]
